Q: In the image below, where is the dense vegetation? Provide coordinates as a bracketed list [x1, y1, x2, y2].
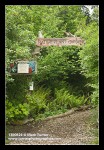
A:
[5, 5, 99, 124]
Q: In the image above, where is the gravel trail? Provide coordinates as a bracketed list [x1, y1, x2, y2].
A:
[7, 109, 97, 145]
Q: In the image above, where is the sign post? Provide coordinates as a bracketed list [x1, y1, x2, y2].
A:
[29, 82, 34, 91]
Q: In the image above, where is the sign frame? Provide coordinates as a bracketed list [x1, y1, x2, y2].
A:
[10, 61, 37, 75]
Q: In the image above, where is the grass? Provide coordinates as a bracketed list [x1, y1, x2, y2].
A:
[5, 126, 10, 145]
[90, 138, 99, 145]
[35, 108, 68, 121]
[86, 106, 99, 145]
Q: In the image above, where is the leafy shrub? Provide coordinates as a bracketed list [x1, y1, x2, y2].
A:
[68, 95, 86, 107]
[90, 90, 99, 106]
[77, 22, 99, 106]
[53, 88, 86, 109]
[6, 76, 29, 103]
[85, 83, 99, 106]
[34, 46, 82, 89]
[25, 87, 51, 118]
[6, 100, 30, 123]
[54, 88, 71, 108]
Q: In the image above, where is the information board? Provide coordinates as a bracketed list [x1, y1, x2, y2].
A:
[18, 63, 29, 73]
[10, 61, 37, 74]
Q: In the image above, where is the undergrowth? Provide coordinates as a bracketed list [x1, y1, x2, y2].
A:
[6, 86, 96, 124]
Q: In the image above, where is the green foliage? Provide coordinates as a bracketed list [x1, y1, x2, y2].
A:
[5, 5, 85, 83]
[90, 85, 99, 106]
[87, 107, 99, 144]
[90, 6, 99, 24]
[54, 88, 86, 109]
[76, 21, 99, 105]
[34, 46, 83, 90]
[6, 6, 36, 83]
[6, 100, 30, 123]
[25, 87, 51, 118]
[34, 87, 88, 121]
[57, 5, 86, 34]
[6, 76, 29, 103]
[90, 138, 99, 145]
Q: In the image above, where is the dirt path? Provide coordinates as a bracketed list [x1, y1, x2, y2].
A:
[7, 109, 98, 145]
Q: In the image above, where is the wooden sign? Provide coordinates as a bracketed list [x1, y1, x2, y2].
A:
[36, 37, 84, 47]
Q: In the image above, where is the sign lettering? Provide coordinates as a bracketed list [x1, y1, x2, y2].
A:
[36, 37, 84, 47]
